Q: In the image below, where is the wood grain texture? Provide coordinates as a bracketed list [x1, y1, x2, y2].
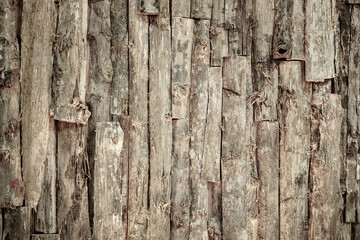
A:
[279, 61, 311, 239]
[52, 0, 90, 124]
[0, 0, 24, 207]
[191, 0, 212, 19]
[274, 0, 305, 60]
[21, 0, 55, 207]
[172, 0, 190, 17]
[257, 121, 280, 240]
[137, 0, 160, 15]
[31, 234, 60, 240]
[3, 207, 31, 239]
[305, 0, 336, 82]
[128, 1, 149, 238]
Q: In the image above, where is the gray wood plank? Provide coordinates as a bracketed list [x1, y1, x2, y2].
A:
[191, 0, 212, 19]
[31, 234, 60, 240]
[3, 207, 31, 239]
[172, 0, 190, 17]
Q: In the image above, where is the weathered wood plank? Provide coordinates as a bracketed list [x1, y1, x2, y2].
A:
[257, 121, 280, 240]
[309, 94, 344, 239]
[35, 119, 57, 233]
[305, 0, 336, 82]
[52, 0, 90, 124]
[252, 62, 279, 121]
[172, 0, 190, 17]
[274, 0, 305, 60]
[128, 1, 149, 238]
[110, 0, 128, 116]
[137, 0, 160, 14]
[191, 0, 212, 19]
[202, 67, 222, 182]
[94, 122, 124, 239]
[172, 17, 194, 120]
[207, 182, 222, 239]
[222, 88, 248, 239]
[148, 16, 172, 239]
[21, 0, 55, 207]
[3, 207, 31, 239]
[57, 123, 91, 239]
[223, 56, 246, 94]
[210, 28, 228, 67]
[226, 0, 253, 56]
[253, 0, 275, 62]
[31, 234, 60, 240]
[189, 20, 210, 240]
[0, 0, 24, 207]
[279, 61, 311, 239]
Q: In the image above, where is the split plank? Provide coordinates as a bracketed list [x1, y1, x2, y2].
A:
[3, 207, 31, 239]
[21, 0, 56, 207]
[94, 122, 124, 239]
[305, 0, 336, 82]
[189, 20, 210, 240]
[202, 67, 222, 182]
[309, 94, 344, 239]
[172, 0, 191, 17]
[0, 0, 24, 207]
[31, 234, 60, 240]
[191, 0, 212, 19]
[52, 0, 90, 124]
[279, 61, 311, 239]
[257, 121, 280, 240]
[274, 0, 305, 60]
[148, 16, 172, 239]
[128, 0, 149, 238]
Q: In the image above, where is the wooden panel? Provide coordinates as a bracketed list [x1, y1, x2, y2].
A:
[137, 0, 159, 15]
[274, 0, 305, 60]
[0, 0, 24, 207]
[52, 0, 90, 124]
[172, 17, 194, 119]
[257, 121, 280, 240]
[21, 0, 55, 207]
[31, 234, 60, 240]
[3, 207, 31, 239]
[189, 20, 210, 240]
[305, 0, 335, 82]
[128, 0, 149, 237]
[191, 0, 212, 19]
[110, 0, 129, 116]
[279, 62, 311, 239]
[172, 0, 190, 17]
[202, 67, 222, 182]
[35, 119, 57, 233]
[309, 94, 344, 239]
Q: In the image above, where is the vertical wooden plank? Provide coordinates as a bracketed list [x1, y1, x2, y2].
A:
[128, 0, 149, 238]
[211, 0, 228, 66]
[110, 0, 129, 116]
[137, 0, 160, 14]
[309, 94, 344, 239]
[252, 62, 278, 121]
[202, 67, 222, 182]
[94, 122, 124, 239]
[279, 62, 311, 239]
[273, 0, 305, 60]
[172, 0, 190, 17]
[21, 0, 55, 207]
[2, 207, 31, 239]
[226, 0, 253, 56]
[189, 20, 210, 240]
[221, 56, 248, 239]
[35, 119, 57, 233]
[191, 0, 212, 19]
[0, 0, 24, 207]
[207, 182, 222, 239]
[57, 123, 91, 239]
[257, 121, 280, 240]
[148, 16, 172, 239]
[52, 0, 90, 124]
[172, 17, 194, 120]
[31, 234, 60, 240]
[253, 0, 275, 62]
[305, 0, 336, 82]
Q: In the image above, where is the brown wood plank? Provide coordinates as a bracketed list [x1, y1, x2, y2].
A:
[110, 0, 129, 116]
[305, 0, 336, 82]
[0, 0, 24, 207]
[52, 0, 90, 124]
[279, 61, 311, 239]
[93, 122, 124, 239]
[35, 119, 57, 233]
[257, 121, 280, 240]
[21, 0, 56, 207]
[202, 67, 222, 182]
[128, 0, 149, 238]
[189, 20, 210, 239]
[309, 94, 344, 239]
[3, 207, 31, 239]
[31, 234, 60, 240]
[274, 0, 305, 60]
[191, 0, 212, 19]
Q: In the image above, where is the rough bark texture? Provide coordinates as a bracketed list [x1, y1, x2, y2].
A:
[2, 1, 360, 239]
